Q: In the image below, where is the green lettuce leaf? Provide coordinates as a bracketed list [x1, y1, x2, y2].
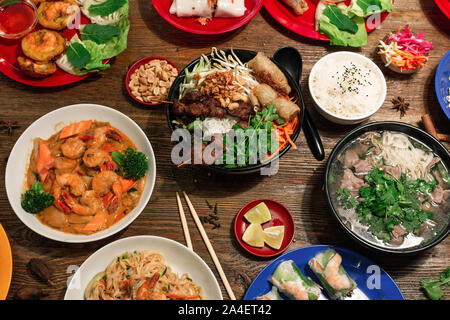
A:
[348, 0, 393, 17]
[99, 17, 130, 59]
[89, 0, 126, 16]
[319, 14, 367, 47]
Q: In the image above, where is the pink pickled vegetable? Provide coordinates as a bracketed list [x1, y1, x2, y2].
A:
[386, 25, 433, 56]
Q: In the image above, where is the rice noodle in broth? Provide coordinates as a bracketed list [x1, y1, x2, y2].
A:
[329, 131, 449, 250]
[84, 250, 203, 300]
[373, 132, 435, 180]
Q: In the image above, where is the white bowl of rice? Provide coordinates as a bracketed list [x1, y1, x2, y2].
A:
[308, 51, 387, 125]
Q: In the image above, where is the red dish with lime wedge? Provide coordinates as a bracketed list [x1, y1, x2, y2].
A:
[263, 0, 393, 41]
[234, 199, 295, 258]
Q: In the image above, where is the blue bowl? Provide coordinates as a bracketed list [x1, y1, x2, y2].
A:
[435, 50, 450, 121]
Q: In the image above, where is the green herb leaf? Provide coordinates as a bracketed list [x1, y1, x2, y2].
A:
[356, 0, 382, 12]
[441, 267, 450, 286]
[81, 24, 121, 44]
[323, 6, 359, 34]
[67, 42, 91, 69]
[89, 0, 126, 16]
[420, 278, 444, 300]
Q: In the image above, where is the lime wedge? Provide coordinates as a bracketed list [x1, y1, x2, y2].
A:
[244, 202, 271, 224]
[242, 223, 265, 248]
[263, 226, 285, 250]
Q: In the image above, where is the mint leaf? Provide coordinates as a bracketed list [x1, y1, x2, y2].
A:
[67, 43, 91, 68]
[441, 267, 450, 286]
[81, 24, 121, 44]
[89, 0, 126, 16]
[323, 6, 358, 34]
[356, 0, 382, 12]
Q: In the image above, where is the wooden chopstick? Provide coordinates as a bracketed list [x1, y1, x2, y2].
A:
[182, 191, 236, 300]
[176, 192, 193, 250]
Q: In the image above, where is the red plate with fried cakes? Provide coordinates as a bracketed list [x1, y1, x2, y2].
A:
[263, 0, 393, 41]
[234, 199, 295, 257]
[0, 11, 107, 87]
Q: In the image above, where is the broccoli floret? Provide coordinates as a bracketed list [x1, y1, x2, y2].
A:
[21, 182, 55, 214]
[111, 148, 149, 180]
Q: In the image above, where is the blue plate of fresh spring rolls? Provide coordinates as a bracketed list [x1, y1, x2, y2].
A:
[244, 245, 404, 300]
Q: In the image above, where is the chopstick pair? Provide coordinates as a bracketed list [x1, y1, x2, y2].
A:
[176, 191, 236, 300]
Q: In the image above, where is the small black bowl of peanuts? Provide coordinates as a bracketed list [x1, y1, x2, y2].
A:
[126, 57, 179, 106]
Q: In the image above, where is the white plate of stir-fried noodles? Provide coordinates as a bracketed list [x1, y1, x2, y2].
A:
[64, 236, 223, 300]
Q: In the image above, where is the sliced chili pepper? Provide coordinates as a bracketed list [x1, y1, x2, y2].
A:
[106, 130, 122, 142]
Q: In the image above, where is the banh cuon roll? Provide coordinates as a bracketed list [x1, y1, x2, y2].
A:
[308, 249, 357, 299]
[269, 260, 322, 300]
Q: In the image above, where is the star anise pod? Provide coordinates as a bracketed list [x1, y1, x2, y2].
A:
[391, 97, 410, 118]
[0, 120, 20, 136]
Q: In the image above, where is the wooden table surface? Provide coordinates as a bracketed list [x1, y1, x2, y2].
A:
[1, 0, 449, 300]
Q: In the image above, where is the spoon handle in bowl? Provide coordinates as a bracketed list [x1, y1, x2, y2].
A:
[303, 106, 325, 161]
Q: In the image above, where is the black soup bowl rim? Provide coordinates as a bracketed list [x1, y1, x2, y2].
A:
[165, 48, 304, 174]
[325, 121, 450, 255]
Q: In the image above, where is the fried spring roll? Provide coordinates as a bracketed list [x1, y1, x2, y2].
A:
[308, 249, 357, 300]
[269, 260, 321, 300]
[281, 0, 309, 16]
[252, 84, 300, 122]
[248, 52, 291, 96]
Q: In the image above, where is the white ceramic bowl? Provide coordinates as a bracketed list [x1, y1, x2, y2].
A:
[64, 236, 223, 300]
[5, 104, 156, 243]
[308, 51, 387, 125]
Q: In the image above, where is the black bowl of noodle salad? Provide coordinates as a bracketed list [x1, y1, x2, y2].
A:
[166, 48, 304, 174]
[325, 121, 450, 254]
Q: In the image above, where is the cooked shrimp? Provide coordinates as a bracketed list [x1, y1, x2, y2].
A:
[54, 157, 77, 172]
[55, 173, 86, 196]
[37, 1, 79, 30]
[136, 274, 165, 300]
[61, 137, 86, 159]
[92, 171, 122, 197]
[92, 126, 122, 147]
[280, 281, 309, 300]
[21, 29, 65, 62]
[64, 191, 102, 216]
[83, 148, 109, 168]
[324, 253, 350, 291]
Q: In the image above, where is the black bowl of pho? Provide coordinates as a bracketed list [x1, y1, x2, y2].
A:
[325, 122, 450, 254]
[166, 48, 304, 174]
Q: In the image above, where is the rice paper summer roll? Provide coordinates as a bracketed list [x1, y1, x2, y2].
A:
[308, 249, 357, 299]
[269, 260, 321, 300]
[256, 286, 283, 300]
[169, 0, 213, 18]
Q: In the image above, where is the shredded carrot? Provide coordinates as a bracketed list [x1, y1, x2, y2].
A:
[165, 293, 199, 300]
[119, 177, 136, 193]
[36, 140, 54, 183]
[59, 120, 92, 139]
[83, 211, 108, 233]
[114, 207, 127, 223]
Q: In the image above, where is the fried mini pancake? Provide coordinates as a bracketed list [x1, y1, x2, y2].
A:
[38, 1, 79, 30]
[21, 29, 65, 62]
[17, 56, 57, 78]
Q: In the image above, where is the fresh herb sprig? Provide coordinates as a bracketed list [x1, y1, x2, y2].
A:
[337, 168, 436, 243]
[420, 268, 450, 300]
[222, 104, 283, 168]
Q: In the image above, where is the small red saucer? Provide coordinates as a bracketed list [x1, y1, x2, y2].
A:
[125, 56, 179, 106]
[234, 199, 295, 258]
